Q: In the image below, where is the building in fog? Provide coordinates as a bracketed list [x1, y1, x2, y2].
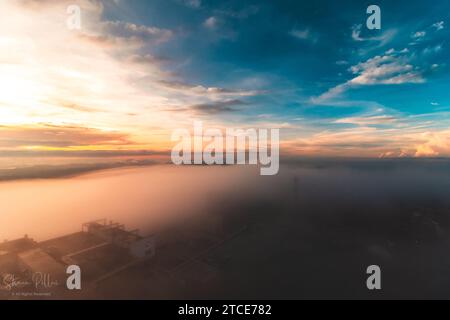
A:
[82, 220, 156, 259]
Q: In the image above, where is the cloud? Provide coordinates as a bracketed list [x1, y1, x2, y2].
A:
[289, 28, 319, 44]
[351, 25, 397, 56]
[414, 130, 450, 157]
[203, 16, 219, 29]
[5, 0, 450, 160]
[0, 124, 134, 149]
[125, 54, 171, 66]
[214, 6, 259, 19]
[349, 54, 424, 85]
[201, 16, 237, 39]
[283, 124, 450, 158]
[179, 0, 201, 9]
[189, 99, 248, 114]
[283, 109, 450, 158]
[0, 149, 165, 158]
[0, 0, 267, 151]
[0, 0, 180, 132]
[290, 29, 310, 40]
[285, 126, 398, 157]
[423, 45, 442, 54]
[52, 100, 103, 113]
[385, 48, 409, 55]
[167, 99, 249, 115]
[432, 21, 445, 31]
[312, 51, 424, 104]
[412, 31, 426, 39]
[410, 22, 444, 46]
[351, 24, 365, 42]
[334, 115, 397, 126]
[100, 21, 174, 44]
[157, 80, 261, 97]
[351, 24, 396, 46]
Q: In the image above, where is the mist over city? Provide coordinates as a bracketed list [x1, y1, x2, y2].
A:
[1, 0, 450, 303]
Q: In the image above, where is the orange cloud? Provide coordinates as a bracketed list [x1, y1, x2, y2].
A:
[0, 124, 134, 149]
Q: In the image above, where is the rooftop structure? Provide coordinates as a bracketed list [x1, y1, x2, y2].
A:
[82, 219, 155, 259]
[17, 248, 65, 278]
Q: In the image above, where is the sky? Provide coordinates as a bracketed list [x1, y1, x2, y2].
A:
[1, 0, 450, 162]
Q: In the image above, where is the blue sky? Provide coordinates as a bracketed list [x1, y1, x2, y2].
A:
[102, 0, 449, 111]
[98, 0, 450, 156]
[1, 0, 450, 158]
